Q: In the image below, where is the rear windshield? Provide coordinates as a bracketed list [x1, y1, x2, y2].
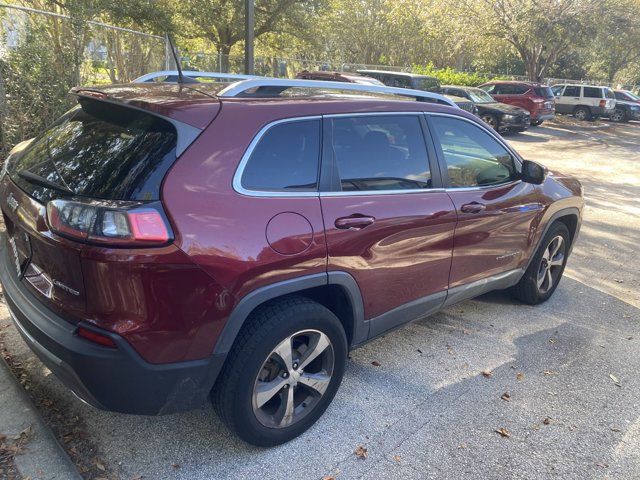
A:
[7, 99, 177, 202]
[534, 86, 555, 98]
[414, 77, 441, 92]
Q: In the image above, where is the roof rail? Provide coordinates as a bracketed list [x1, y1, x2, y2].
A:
[133, 70, 259, 83]
[217, 78, 458, 107]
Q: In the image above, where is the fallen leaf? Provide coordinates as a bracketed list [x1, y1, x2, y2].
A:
[447, 345, 455, 355]
[482, 370, 493, 378]
[416, 349, 423, 355]
[393, 455, 401, 462]
[495, 428, 511, 438]
[172, 464, 180, 469]
[457, 443, 467, 449]
[543, 370, 555, 376]
[596, 462, 609, 468]
[543, 417, 552, 425]
[371, 361, 381, 367]
[611, 428, 622, 432]
[549, 338, 556, 344]
[516, 372, 525, 381]
[354, 445, 368, 459]
[322, 477, 336, 480]
[94, 460, 106, 471]
[614, 279, 624, 283]
[501, 392, 511, 402]
[609, 374, 621, 387]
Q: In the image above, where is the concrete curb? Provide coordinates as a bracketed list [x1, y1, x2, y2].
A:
[0, 356, 81, 480]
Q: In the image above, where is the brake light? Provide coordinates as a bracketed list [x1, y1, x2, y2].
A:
[46, 199, 171, 247]
[77, 326, 117, 348]
[599, 99, 606, 108]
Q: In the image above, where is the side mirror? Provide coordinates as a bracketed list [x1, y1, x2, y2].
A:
[521, 160, 547, 185]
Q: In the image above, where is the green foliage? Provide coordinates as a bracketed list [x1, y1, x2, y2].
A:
[412, 63, 490, 87]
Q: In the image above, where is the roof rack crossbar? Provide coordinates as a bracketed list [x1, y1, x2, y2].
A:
[133, 70, 260, 83]
[216, 78, 458, 107]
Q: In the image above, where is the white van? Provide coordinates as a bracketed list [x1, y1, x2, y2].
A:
[551, 84, 616, 120]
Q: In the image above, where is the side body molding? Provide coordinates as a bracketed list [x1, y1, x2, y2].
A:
[212, 271, 366, 356]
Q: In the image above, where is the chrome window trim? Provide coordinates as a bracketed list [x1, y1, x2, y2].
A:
[232, 116, 322, 198]
[320, 188, 445, 197]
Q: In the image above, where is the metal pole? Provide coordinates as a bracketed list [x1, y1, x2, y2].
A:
[244, 0, 254, 75]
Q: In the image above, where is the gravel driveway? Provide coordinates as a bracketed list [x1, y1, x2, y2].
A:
[1, 118, 638, 480]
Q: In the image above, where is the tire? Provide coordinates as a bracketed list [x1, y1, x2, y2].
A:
[481, 113, 499, 131]
[610, 108, 627, 123]
[212, 296, 347, 447]
[511, 222, 570, 305]
[573, 106, 591, 121]
[531, 120, 543, 126]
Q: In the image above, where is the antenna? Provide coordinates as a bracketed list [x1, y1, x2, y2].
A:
[166, 34, 184, 84]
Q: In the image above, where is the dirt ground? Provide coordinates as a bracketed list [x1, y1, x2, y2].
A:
[0, 117, 639, 480]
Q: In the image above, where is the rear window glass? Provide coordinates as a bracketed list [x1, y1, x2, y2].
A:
[240, 119, 320, 192]
[563, 86, 581, 97]
[583, 87, 602, 98]
[8, 99, 177, 202]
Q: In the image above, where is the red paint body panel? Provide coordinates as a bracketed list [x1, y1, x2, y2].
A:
[479, 81, 555, 122]
[446, 182, 542, 287]
[321, 193, 457, 319]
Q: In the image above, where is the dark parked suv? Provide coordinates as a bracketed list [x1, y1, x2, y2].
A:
[0, 78, 583, 447]
[442, 85, 530, 133]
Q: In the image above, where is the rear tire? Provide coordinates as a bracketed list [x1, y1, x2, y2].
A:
[531, 120, 543, 126]
[573, 106, 591, 121]
[212, 296, 347, 447]
[511, 222, 570, 305]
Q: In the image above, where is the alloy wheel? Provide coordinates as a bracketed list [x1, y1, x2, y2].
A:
[481, 114, 497, 129]
[575, 109, 587, 121]
[611, 109, 625, 122]
[537, 235, 565, 294]
[252, 329, 334, 428]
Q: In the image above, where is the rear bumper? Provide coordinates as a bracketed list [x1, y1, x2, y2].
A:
[0, 242, 224, 415]
[532, 112, 555, 122]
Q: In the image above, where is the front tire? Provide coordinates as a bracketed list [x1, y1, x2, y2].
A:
[610, 108, 627, 123]
[212, 296, 347, 447]
[511, 222, 570, 305]
[481, 114, 499, 131]
[531, 120, 544, 126]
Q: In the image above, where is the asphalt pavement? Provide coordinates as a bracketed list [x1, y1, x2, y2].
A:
[0, 118, 638, 480]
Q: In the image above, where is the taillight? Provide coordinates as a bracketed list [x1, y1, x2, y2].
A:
[46, 199, 172, 247]
[599, 99, 606, 108]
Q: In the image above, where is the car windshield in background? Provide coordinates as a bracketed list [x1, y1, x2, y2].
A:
[466, 89, 495, 103]
[7, 99, 177, 203]
[605, 88, 615, 99]
[534, 86, 555, 98]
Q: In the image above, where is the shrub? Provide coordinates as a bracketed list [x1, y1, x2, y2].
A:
[412, 63, 490, 87]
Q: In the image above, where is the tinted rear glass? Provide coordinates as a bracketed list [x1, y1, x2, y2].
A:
[8, 99, 177, 202]
[240, 119, 320, 192]
[583, 87, 602, 98]
[534, 86, 554, 98]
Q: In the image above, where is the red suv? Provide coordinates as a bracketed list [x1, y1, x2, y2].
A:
[0, 78, 583, 446]
[479, 81, 556, 126]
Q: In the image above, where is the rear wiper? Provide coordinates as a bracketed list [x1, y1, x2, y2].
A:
[17, 170, 74, 194]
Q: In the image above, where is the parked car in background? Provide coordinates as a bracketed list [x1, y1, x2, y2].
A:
[357, 70, 478, 115]
[0, 77, 583, 447]
[614, 89, 640, 105]
[442, 85, 530, 133]
[606, 97, 640, 122]
[296, 70, 384, 86]
[551, 84, 616, 121]
[478, 81, 555, 126]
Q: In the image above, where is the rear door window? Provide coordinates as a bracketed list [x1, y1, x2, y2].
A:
[431, 116, 517, 188]
[8, 99, 178, 202]
[240, 119, 320, 192]
[328, 115, 431, 191]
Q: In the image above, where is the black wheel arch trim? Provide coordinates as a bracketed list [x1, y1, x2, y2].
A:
[524, 207, 581, 272]
[213, 271, 366, 357]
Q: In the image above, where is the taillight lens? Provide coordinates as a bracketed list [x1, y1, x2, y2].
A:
[599, 99, 606, 108]
[46, 199, 171, 247]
